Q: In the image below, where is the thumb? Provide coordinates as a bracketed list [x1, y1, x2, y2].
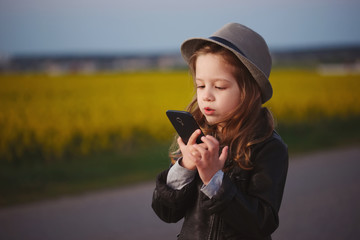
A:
[177, 137, 186, 149]
[219, 146, 229, 164]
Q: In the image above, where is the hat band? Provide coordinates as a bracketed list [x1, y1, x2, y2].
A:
[209, 36, 247, 58]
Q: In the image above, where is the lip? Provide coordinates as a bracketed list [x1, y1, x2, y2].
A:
[204, 107, 215, 115]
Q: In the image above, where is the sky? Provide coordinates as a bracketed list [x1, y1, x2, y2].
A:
[0, 0, 359, 56]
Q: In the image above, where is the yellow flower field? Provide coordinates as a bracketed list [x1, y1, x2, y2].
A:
[267, 69, 360, 122]
[0, 69, 359, 162]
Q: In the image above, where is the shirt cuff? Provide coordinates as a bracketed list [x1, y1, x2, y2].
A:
[166, 159, 197, 190]
[201, 170, 224, 199]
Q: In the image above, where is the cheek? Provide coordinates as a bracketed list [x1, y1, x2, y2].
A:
[196, 92, 203, 104]
[224, 92, 241, 109]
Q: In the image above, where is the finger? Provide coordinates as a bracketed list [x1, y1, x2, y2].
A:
[187, 129, 202, 145]
[177, 136, 185, 148]
[200, 135, 219, 152]
[191, 149, 201, 158]
[196, 142, 208, 150]
[185, 146, 201, 164]
[192, 144, 207, 155]
[219, 146, 229, 163]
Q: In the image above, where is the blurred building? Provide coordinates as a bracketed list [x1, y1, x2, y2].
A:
[0, 45, 359, 74]
[0, 53, 186, 75]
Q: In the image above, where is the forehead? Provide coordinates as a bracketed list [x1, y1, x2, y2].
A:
[195, 53, 237, 83]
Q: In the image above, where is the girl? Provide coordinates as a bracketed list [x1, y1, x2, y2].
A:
[152, 23, 288, 240]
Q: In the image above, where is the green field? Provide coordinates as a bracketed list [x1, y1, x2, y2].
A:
[1, 69, 360, 206]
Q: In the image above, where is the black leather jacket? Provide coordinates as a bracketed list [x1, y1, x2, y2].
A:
[152, 132, 288, 240]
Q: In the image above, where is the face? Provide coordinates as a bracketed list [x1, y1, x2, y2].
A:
[195, 53, 241, 126]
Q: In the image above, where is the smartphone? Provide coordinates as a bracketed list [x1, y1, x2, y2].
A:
[166, 110, 205, 144]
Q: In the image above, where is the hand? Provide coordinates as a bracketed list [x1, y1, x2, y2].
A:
[192, 135, 228, 185]
[177, 129, 206, 170]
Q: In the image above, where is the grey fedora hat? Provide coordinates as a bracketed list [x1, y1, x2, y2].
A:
[181, 23, 273, 103]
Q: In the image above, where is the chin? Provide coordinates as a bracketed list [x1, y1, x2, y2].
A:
[204, 116, 217, 126]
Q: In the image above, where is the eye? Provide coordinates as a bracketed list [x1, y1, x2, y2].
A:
[215, 86, 226, 90]
[197, 85, 205, 89]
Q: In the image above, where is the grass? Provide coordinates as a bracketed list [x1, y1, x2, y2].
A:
[277, 115, 360, 155]
[1, 115, 359, 207]
[0, 141, 171, 206]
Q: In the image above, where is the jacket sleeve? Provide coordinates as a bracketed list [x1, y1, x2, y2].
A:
[202, 137, 289, 238]
[151, 167, 198, 223]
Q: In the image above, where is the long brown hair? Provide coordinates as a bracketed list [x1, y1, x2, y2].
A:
[170, 43, 274, 170]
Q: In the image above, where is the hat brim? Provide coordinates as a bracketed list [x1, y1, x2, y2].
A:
[181, 37, 273, 103]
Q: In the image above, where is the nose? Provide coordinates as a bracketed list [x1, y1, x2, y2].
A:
[202, 88, 215, 102]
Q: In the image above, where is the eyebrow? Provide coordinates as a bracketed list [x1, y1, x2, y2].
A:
[195, 78, 231, 83]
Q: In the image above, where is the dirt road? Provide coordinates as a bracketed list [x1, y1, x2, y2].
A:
[1, 146, 359, 240]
